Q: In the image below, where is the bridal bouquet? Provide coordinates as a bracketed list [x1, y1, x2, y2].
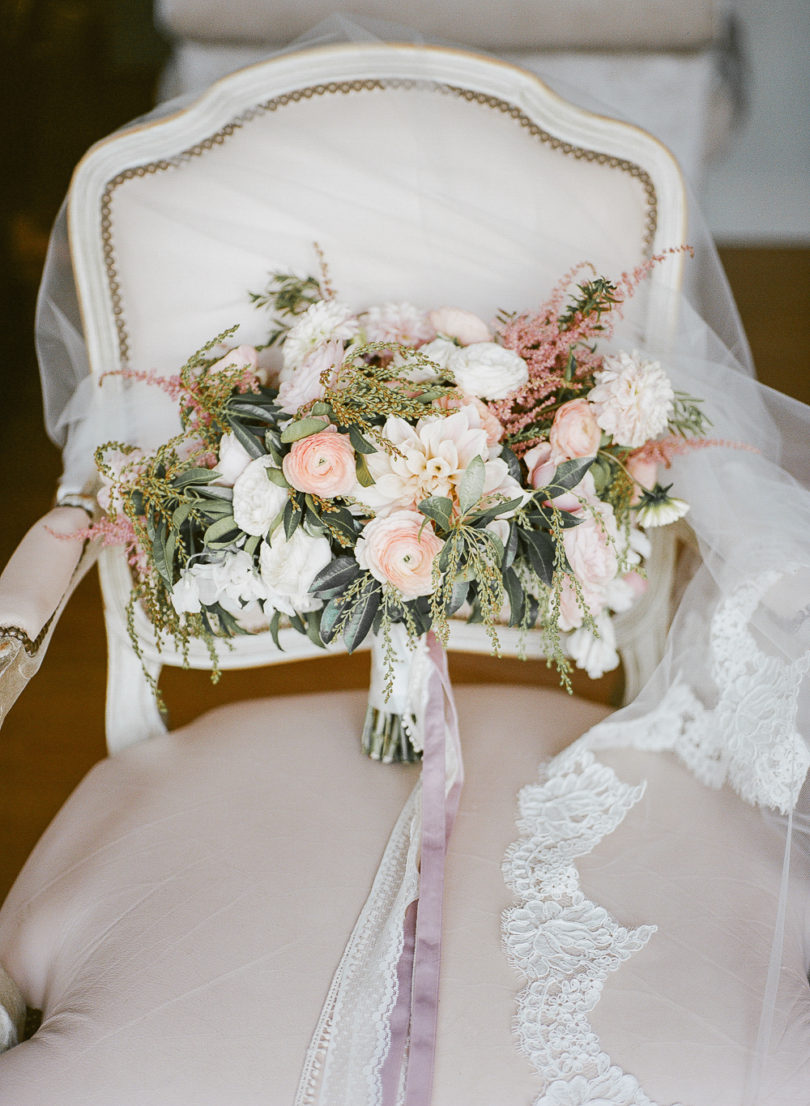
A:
[92, 253, 708, 754]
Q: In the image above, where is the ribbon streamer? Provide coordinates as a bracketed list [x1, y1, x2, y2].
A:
[382, 633, 463, 1104]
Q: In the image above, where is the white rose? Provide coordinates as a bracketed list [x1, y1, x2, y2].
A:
[215, 433, 253, 486]
[419, 337, 459, 372]
[232, 456, 288, 537]
[259, 527, 332, 616]
[448, 342, 528, 401]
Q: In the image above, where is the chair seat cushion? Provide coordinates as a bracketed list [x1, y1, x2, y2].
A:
[0, 686, 808, 1104]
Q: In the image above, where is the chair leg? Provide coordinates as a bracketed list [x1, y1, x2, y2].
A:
[104, 630, 166, 754]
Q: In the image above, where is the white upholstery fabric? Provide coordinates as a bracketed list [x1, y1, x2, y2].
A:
[1, 686, 807, 1104]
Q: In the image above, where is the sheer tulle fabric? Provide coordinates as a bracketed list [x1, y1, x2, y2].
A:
[23, 20, 810, 1105]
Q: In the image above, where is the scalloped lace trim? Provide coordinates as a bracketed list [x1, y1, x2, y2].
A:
[296, 787, 421, 1106]
[581, 576, 810, 814]
[502, 746, 683, 1106]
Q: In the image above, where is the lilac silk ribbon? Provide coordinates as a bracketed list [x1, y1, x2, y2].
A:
[381, 633, 463, 1104]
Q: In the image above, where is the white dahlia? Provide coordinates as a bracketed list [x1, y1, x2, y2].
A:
[281, 300, 358, 375]
[356, 405, 521, 515]
[587, 349, 673, 448]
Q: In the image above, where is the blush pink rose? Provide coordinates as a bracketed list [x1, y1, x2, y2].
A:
[563, 505, 619, 590]
[523, 441, 556, 489]
[428, 306, 492, 345]
[210, 345, 259, 377]
[557, 575, 606, 631]
[626, 454, 658, 505]
[549, 398, 601, 460]
[355, 510, 444, 599]
[282, 425, 357, 498]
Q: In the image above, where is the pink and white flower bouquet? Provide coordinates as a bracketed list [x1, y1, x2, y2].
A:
[91, 255, 710, 759]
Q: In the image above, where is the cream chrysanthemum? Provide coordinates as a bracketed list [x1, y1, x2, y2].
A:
[281, 301, 358, 375]
[361, 302, 435, 345]
[588, 350, 673, 448]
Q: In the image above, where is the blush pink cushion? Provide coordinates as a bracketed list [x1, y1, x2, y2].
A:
[0, 687, 808, 1104]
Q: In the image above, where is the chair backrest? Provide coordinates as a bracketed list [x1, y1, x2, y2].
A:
[67, 43, 687, 750]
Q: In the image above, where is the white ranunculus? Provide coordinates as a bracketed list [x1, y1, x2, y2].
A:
[418, 337, 458, 373]
[215, 432, 253, 486]
[588, 349, 674, 448]
[232, 456, 288, 537]
[259, 527, 332, 616]
[448, 342, 528, 401]
[566, 612, 620, 679]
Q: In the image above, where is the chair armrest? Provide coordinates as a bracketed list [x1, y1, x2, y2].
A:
[0, 506, 98, 729]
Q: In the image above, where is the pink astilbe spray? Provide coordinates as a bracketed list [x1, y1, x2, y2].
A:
[629, 434, 758, 469]
[492, 248, 693, 451]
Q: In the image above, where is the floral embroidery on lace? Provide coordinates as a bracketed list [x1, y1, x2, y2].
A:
[581, 575, 810, 814]
[503, 747, 682, 1106]
[296, 787, 421, 1106]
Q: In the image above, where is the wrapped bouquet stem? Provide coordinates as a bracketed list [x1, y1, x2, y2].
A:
[363, 625, 430, 763]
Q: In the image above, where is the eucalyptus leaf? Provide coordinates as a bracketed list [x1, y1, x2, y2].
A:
[319, 597, 344, 643]
[446, 578, 470, 615]
[170, 467, 220, 489]
[418, 496, 454, 531]
[522, 528, 556, 587]
[355, 453, 375, 488]
[265, 467, 289, 489]
[280, 417, 329, 444]
[194, 484, 234, 502]
[305, 610, 325, 649]
[458, 454, 486, 515]
[310, 556, 361, 596]
[503, 523, 519, 569]
[268, 610, 283, 651]
[500, 445, 522, 483]
[171, 502, 192, 530]
[469, 497, 524, 525]
[543, 456, 594, 493]
[348, 424, 377, 455]
[204, 516, 239, 545]
[503, 567, 524, 627]
[227, 419, 264, 458]
[342, 584, 381, 653]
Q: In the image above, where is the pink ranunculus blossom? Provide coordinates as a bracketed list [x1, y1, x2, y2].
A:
[626, 453, 659, 506]
[282, 425, 357, 498]
[355, 510, 444, 599]
[428, 306, 492, 345]
[549, 398, 601, 461]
